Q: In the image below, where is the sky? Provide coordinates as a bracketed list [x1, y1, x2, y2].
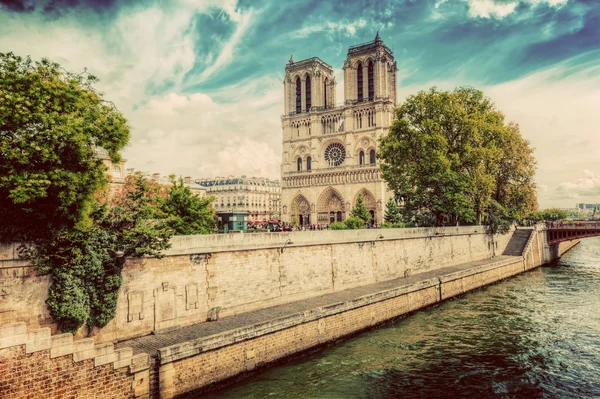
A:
[0, 0, 599, 209]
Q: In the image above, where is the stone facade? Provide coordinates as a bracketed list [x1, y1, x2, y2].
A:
[280, 33, 398, 225]
[197, 176, 280, 222]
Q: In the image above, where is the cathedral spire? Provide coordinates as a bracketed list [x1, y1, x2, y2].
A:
[374, 31, 382, 43]
[288, 55, 294, 64]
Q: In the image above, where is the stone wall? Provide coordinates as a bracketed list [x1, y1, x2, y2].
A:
[1, 227, 513, 344]
[160, 255, 528, 398]
[0, 322, 150, 399]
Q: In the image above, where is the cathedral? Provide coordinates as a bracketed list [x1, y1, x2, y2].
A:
[280, 33, 397, 225]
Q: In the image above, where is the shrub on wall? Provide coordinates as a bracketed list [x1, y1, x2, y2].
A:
[330, 222, 347, 230]
[344, 217, 365, 229]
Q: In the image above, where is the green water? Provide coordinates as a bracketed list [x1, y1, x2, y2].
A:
[202, 238, 600, 398]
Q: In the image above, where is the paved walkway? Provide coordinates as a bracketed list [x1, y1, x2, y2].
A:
[116, 255, 519, 356]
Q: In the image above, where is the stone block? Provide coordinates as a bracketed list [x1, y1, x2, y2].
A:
[95, 351, 117, 367]
[133, 369, 150, 397]
[50, 333, 73, 358]
[72, 338, 96, 362]
[25, 327, 51, 353]
[114, 347, 133, 369]
[130, 353, 150, 373]
[0, 322, 27, 349]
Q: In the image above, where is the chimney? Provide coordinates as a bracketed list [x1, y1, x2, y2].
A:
[152, 173, 160, 182]
[184, 176, 191, 184]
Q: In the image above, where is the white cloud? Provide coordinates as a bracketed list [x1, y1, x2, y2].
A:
[195, 9, 255, 83]
[292, 18, 368, 39]
[466, 0, 518, 19]
[552, 170, 600, 201]
[465, 0, 569, 19]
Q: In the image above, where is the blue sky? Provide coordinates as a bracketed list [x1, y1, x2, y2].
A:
[1, 0, 599, 208]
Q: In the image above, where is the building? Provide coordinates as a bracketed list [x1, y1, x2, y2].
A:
[197, 176, 281, 222]
[280, 33, 397, 225]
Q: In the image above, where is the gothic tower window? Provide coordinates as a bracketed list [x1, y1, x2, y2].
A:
[306, 75, 312, 110]
[323, 78, 328, 108]
[297, 157, 302, 171]
[357, 63, 363, 101]
[296, 77, 301, 113]
[359, 151, 365, 165]
[370, 149, 376, 164]
[307, 156, 312, 171]
[368, 61, 374, 100]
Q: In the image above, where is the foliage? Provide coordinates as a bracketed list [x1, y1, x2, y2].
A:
[381, 221, 406, 229]
[344, 216, 365, 230]
[330, 222, 347, 230]
[384, 197, 402, 225]
[484, 200, 512, 236]
[378, 87, 537, 228]
[526, 208, 568, 222]
[0, 52, 129, 241]
[161, 175, 216, 235]
[350, 194, 372, 223]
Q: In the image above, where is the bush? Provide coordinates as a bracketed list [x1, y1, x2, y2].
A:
[344, 216, 365, 230]
[381, 221, 406, 229]
[330, 222, 347, 230]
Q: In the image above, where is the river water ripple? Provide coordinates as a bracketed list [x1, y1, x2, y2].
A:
[202, 237, 600, 399]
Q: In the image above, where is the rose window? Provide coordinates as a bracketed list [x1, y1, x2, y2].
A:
[324, 143, 346, 167]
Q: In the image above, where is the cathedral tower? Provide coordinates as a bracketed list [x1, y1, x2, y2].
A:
[280, 33, 398, 226]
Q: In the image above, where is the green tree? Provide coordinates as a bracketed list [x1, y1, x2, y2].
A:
[0, 52, 129, 241]
[350, 194, 371, 224]
[384, 197, 401, 224]
[484, 200, 512, 256]
[378, 87, 537, 227]
[161, 176, 216, 235]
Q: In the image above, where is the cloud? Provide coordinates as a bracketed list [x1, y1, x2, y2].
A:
[466, 0, 518, 19]
[551, 170, 600, 201]
[464, 0, 569, 19]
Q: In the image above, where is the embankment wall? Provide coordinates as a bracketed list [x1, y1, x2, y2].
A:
[0, 226, 512, 343]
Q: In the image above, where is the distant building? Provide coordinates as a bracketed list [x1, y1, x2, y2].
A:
[576, 203, 598, 211]
[197, 176, 281, 222]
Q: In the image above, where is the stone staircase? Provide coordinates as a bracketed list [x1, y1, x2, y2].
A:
[502, 229, 532, 256]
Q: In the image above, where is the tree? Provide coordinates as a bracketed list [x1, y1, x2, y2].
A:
[0, 52, 129, 241]
[378, 87, 537, 227]
[161, 176, 216, 235]
[484, 200, 512, 257]
[351, 194, 371, 224]
[384, 197, 401, 224]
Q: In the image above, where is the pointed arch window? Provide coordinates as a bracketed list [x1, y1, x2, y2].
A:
[323, 78, 328, 108]
[359, 151, 365, 165]
[307, 156, 312, 171]
[295, 77, 301, 113]
[368, 61, 374, 101]
[305, 75, 311, 110]
[357, 62, 363, 101]
[297, 157, 302, 171]
[370, 149, 376, 164]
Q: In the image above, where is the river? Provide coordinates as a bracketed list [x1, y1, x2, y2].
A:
[202, 238, 600, 399]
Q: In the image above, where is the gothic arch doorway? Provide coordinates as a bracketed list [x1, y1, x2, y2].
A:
[291, 194, 310, 226]
[317, 187, 345, 223]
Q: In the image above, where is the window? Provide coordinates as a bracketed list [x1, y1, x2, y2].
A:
[307, 156, 312, 171]
[305, 75, 311, 109]
[359, 151, 365, 165]
[370, 149, 376, 164]
[296, 77, 301, 113]
[324, 143, 346, 167]
[357, 63, 363, 101]
[323, 78, 328, 108]
[297, 157, 302, 171]
[368, 61, 374, 100]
